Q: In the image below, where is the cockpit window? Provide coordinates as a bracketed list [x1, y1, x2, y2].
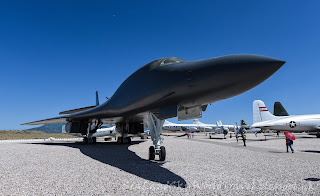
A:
[149, 57, 186, 70]
[160, 57, 185, 66]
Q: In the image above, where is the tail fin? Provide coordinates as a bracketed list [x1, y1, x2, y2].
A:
[241, 120, 247, 126]
[216, 120, 222, 126]
[59, 91, 99, 115]
[193, 119, 199, 125]
[163, 120, 173, 125]
[253, 100, 277, 123]
[273, 101, 289, 116]
[96, 91, 99, 106]
[194, 119, 205, 125]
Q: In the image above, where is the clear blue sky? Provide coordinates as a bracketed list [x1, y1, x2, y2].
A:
[1, 1, 320, 130]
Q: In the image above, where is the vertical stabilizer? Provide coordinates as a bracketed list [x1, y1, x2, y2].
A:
[216, 120, 223, 126]
[253, 100, 276, 123]
[193, 119, 200, 125]
[96, 91, 99, 106]
[194, 119, 205, 125]
[273, 101, 289, 116]
[163, 120, 173, 125]
[241, 120, 247, 126]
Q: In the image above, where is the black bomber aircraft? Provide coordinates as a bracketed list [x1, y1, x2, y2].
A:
[23, 54, 285, 161]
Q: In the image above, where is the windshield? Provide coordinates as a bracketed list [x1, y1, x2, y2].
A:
[149, 57, 186, 70]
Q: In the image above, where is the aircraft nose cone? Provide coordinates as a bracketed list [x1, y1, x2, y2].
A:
[212, 54, 285, 77]
[225, 54, 285, 92]
[248, 54, 285, 70]
[219, 54, 285, 70]
[239, 54, 285, 78]
[191, 54, 286, 99]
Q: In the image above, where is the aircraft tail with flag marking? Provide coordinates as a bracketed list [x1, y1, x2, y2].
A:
[253, 100, 277, 123]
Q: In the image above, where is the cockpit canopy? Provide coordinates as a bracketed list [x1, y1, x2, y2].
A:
[148, 57, 186, 70]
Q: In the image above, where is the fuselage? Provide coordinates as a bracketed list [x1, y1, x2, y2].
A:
[69, 54, 285, 121]
[251, 114, 320, 132]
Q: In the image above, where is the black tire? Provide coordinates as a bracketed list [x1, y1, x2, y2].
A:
[117, 137, 122, 144]
[92, 137, 97, 143]
[209, 136, 212, 139]
[317, 134, 320, 138]
[83, 137, 88, 144]
[159, 146, 166, 161]
[127, 137, 131, 144]
[149, 146, 155, 160]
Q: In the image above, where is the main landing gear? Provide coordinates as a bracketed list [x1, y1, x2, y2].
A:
[83, 135, 97, 144]
[83, 120, 102, 144]
[148, 113, 166, 161]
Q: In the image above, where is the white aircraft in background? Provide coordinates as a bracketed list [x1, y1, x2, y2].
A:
[63, 125, 117, 141]
[162, 120, 213, 132]
[193, 119, 237, 133]
[240, 120, 261, 134]
[251, 100, 320, 138]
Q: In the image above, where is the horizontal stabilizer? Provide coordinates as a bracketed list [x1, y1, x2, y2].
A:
[59, 106, 96, 115]
[22, 116, 68, 125]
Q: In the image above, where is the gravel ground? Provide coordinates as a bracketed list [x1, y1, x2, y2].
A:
[0, 133, 319, 195]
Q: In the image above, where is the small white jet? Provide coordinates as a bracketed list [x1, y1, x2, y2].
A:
[162, 120, 213, 132]
[193, 119, 237, 133]
[251, 100, 320, 137]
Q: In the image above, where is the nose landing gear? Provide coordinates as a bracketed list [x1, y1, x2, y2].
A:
[148, 113, 166, 161]
[148, 145, 166, 161]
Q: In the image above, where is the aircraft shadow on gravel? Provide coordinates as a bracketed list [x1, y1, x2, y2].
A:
[302, 150, 320, 154]
[31, 141, 187, 188]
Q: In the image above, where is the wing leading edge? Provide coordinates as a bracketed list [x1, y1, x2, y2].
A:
[22, 116, 69, 125]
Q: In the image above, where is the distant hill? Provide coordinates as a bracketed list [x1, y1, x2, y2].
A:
[27, 123, 65, 133]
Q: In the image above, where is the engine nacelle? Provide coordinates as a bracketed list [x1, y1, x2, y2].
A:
[65, 121, 88, 134]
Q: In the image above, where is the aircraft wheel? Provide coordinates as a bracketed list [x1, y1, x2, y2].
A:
[149, 146, 155, 160]
[92, 137, 97, 143]
[159, 146, 166, 161]
[126, 137, 131, 144]
[83, 137, 88, 144]
[317, 133, 320, 138]
[117, 137, 122, 144]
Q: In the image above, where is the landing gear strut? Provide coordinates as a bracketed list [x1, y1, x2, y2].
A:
[83, 135, 97, 144]
[83, 120, 102, 144]
[148, 113, 166, 161]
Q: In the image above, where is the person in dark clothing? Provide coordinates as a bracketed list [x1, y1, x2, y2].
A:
[240, 131, 246, 147]
[286, 137, 294, 153]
